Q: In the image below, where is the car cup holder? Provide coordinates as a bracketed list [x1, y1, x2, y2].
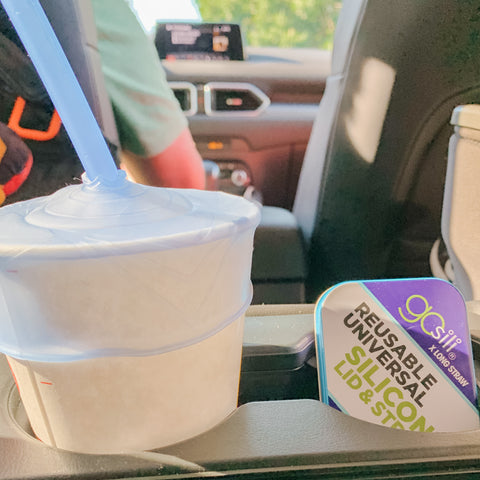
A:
[4, 305, 319, 446]
[6, 304, 480, 441]
[239, 305, 318, 404]
[3, 306, 480, 479]
[6, 378, 36, 440]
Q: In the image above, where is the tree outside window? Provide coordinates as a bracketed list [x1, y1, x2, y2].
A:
[197, 0, 342, 50]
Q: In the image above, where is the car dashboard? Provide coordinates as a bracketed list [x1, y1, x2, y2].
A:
[163, 46, 329, 209]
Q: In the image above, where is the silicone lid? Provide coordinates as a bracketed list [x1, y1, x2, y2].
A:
[0, 173, 260, 257]
[0, 178, 260, 361]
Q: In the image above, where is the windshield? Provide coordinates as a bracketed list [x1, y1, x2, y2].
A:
[130, 0, 342, 50]
[129, 0, 202, 33]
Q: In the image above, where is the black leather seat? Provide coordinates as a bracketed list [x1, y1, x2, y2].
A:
[252, 0, 480, 304]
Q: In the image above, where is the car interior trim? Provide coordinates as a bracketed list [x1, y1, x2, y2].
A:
[167, 81, 198, 116]
[204, 81, 271, 117]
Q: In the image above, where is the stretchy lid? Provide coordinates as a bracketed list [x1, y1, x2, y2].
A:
[0, 173, 260, 257]
[0, 178, 260, 361]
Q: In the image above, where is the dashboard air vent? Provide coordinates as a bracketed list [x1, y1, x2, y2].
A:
[168, 82, 197, 116]
[204, 82, 270, 116]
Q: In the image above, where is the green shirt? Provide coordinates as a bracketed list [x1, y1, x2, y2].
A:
[91, 0, 187, 157]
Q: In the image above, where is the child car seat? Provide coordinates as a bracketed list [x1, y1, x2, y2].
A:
[0, 0, 118, 204]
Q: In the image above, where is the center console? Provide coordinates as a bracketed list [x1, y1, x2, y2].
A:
[2, 304, 480, 479]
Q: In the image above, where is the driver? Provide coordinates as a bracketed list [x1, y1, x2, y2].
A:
[92, 0, 206, 190]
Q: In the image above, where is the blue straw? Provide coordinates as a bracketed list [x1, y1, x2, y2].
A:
[1, 0, 119, 183]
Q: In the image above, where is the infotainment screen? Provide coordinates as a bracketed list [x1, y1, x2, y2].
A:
[155, 23, 244, 61]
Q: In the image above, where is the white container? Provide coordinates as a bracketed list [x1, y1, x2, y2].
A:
[7, 315, 244, 453]
[0, 175, 260, 453]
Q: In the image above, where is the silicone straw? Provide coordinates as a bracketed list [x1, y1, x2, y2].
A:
[1, 0, 119, 183]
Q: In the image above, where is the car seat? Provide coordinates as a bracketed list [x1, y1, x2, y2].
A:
[0, 0, 118, 203]
[252, 0, 480, 304]
[442, 104, 480, 301]
[0, 0, 119, 203]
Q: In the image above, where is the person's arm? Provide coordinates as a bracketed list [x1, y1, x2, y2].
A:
[92, 0, 205, 190]
[120, 127, 205, 189]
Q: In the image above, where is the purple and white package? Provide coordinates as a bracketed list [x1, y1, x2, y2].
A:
[315, 278, 479, 432]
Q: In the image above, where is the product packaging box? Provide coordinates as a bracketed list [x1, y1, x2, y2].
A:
[315, 278, 479, 432]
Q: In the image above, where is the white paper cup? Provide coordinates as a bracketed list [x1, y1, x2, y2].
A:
[0, 181, 260, 453]
[8, 314, 244, 453]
